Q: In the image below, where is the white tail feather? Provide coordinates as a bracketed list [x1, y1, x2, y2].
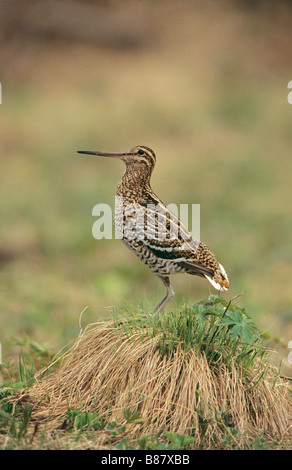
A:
[205, 263, 229, 291]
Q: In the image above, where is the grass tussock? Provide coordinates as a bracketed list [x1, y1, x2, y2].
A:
[10, 297, 292, 449]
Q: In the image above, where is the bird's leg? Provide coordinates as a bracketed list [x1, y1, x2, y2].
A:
[153, 276, 175, 317]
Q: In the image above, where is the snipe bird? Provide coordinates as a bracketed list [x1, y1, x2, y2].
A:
[77, 145, 229, 315]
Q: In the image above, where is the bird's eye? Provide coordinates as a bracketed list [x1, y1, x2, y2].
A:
[138, 149, 145, 156]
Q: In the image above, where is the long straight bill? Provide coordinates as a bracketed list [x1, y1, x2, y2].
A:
[77, 150, 128, 158]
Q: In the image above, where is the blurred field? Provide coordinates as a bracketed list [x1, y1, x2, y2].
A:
[0, 1, 292, 372]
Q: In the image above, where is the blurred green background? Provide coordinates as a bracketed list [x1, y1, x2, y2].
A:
[0, 1, 291, 369]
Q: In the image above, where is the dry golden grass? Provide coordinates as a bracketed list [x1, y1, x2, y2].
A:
[15, 317, 291, 449]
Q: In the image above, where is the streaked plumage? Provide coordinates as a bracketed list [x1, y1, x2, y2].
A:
[77, 145, 229, 315]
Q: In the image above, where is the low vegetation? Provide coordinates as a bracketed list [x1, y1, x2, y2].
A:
[0, 296, 291, 450]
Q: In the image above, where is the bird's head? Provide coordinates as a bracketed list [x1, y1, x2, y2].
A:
[77, 145, 156, 172]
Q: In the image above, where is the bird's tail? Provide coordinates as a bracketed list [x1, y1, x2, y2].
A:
[205, 263, 230, 291]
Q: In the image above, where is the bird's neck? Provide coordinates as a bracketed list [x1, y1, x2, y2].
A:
[116, 164, 152, 200]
